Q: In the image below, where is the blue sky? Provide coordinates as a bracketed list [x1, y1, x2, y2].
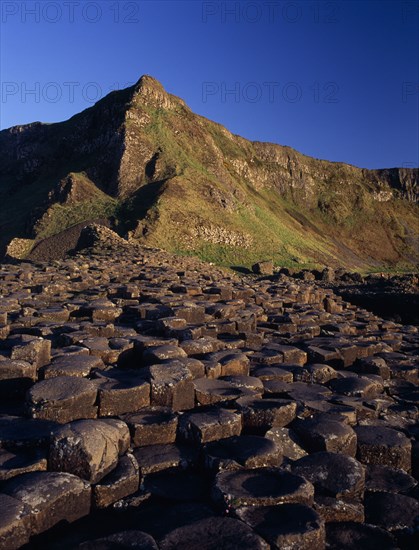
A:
[1, 0, 418, 168]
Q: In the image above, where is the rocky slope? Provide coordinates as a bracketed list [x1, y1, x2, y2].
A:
[1, 75, 418, 269]
[0, 230, 418, 549]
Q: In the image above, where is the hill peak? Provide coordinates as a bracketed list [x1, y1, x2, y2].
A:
[131, 74, 188, 111]
[134, 74, 166, 92]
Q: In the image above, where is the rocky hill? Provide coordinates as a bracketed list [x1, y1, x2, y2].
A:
[1, 75, 418, 269]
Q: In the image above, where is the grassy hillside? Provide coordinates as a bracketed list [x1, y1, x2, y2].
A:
[0, 75, 417, 270]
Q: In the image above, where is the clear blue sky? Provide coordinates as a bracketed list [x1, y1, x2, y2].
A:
[1, 0, 418, 168]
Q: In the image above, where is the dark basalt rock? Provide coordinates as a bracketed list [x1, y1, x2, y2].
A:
[326, 522, 398, 549]
[292, 415, 357, 456]
[314, 496, 365, 523]
[235, 503, 326, 549]
[220, 375, 264, 393]
[253, 366, 294, 383]
[111, 488, 151, 512]
[142, 345, 188, 364]
[0, 447, 47, 480]
[265, 427, 308, 461]
[77, 530, 159, 549]
[212, 467, 314, 510]
[364, 491, 419, 534]
[8, 335, 51, 369]
[95, 370, 150, 417]
[236, 397, 297, 433]
[143, 470, 209, 502]
[92, 453, 139, 509]
[178, 407, 242, 444]
[293, 363, 338, 384]
[146, 362, 194, 411]
[0, 245, 417, 547]
[180, 338, 221, 357]
[252, 261, 274, 276]
[292, 452, 365, 500]
[0, 359, 37, 398]
[0, 493, 32, 549]
[133, 443, 198, 475]
[203, 435, 282, 472]
[355, 425, 412, 472]
[280, 381, 333, 403]
[2, 471, 91, 535]
[42, 354, 104, 379]
[0, 416, 58, 450]
[126, 502, 215, 540]
[123, 407, 178, 447]
[365, 464, 417, 494]
[26, 376, 98, 423]
[353, 356, 391, 379]
[328, 376, 384, 399]
[49, 419, 130, 483]
[159, 516, 269, 550]
[193, 378, 255, 405]
[205, 350, 250, 377]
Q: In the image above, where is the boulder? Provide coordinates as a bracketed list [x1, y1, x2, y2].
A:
[265, 427, 308, 461]
[95, 370, 150, 416]
[326, 522, 397, 549]
[146, 363, 194, 411]
[50, 419, 130, 483]
[292, 415, 357, 456]
[0, 448, 47, 481]
[212, 468, 314, 511]
[252, 261, 274, 276]
[178, 408, 242, 444]
[2, 471, 91, 535]
[204, 435, 282, 472]
[292, 452, 365, 500]
[123, 407, 178, 447]
[26, 376, 98, 423]
[93, 453, 139, 508]
[0, 360, 37, 398]
[0, 494, 32, 549]
[236, 503, 325, 549]
[237, 397, 297, 433]
[355, 425, 412, 472]
[159, 517, 269, 550]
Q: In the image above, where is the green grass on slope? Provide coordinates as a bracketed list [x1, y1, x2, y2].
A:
[33, 173, 118, 240]
[140, 107, 214, 179]
[123, 102, 418, 271]
[137, 172, 340, 269]
[34, 198, 118, 240]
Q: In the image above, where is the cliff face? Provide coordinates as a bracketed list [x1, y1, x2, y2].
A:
[0, 75, 418, 268]
[368, 168, 418, 203]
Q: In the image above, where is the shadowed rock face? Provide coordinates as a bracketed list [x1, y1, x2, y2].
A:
[235, 504, 326, 549]
[0, 239, 417, 549]
[0, 75, 418, 269]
